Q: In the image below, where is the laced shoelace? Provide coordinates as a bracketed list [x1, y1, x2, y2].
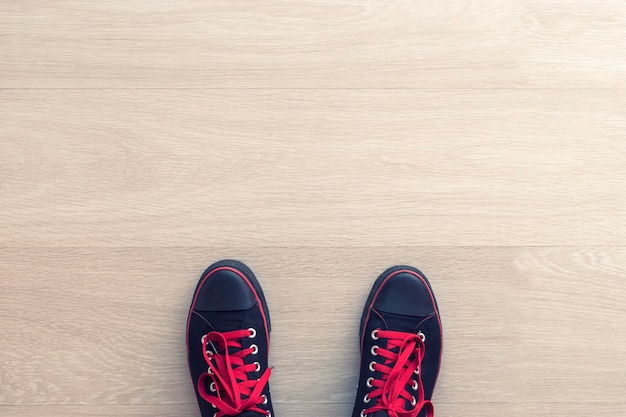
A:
[197, 328, 271, 417]
[362, 329, 434, 417]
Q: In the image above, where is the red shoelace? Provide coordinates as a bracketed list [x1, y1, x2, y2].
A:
[197, 328, 271, 417]
[363, 329, 434, 417]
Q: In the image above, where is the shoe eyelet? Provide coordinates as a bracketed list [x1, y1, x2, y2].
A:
[360, 410, 367, 417]
[261, 394, 268, 404]
[366, 377, 374, 388]
[410, 396, 416, 406]
[370, 345, 379, 356]
[254, 361, 261, 372]
[363, 393, 370, 403]
[207, 367, 214, 375]
[414, 366, 420, 375]
[213, 413, 217, 417]
[250, 344, 258, 355]
[411, 380, 418, 390]
[371, 329, 379, 340]
[248, 328, 257, 338]
[369, 361, 376, 372]
[267, 412, 272, 417]
[209, 382, 216, 392]
[417, 331, 426, 342]
[201, 334, 207, 344]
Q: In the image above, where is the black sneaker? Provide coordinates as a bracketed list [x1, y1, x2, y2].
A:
[352, 266, 443, 417]
[186, 260, 274, 417]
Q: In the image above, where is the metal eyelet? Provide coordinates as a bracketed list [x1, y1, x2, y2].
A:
[363, 393, 371, 403]
[410, 396, 416, 406]
[201, 334, 207, 344]
[371, 329, 379, 340]
[366, 377, 374, 388]
[248, 328, 257, 338]
[370, 345, 379, 356]
[369, 361, 376, 372]
[267, 411, 272, 417]
[262, 394, 268, 404]
[411, 380, 418, 390]
[209, 382, 216, 392]
[250, 344, 258, 354]
[254, 361, 261, 372]
[417, 331, 426, 342]
[414, 366, 420, 375]
[360, 410, 367, 417]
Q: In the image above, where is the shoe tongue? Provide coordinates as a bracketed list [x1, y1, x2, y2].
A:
[380, 311, 424, 333]
[195, 310, 254, 356]
[196, 309, 253, 333]
[238, 412, 266, 417]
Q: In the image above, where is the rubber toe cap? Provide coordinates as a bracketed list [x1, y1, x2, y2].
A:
[374, 272, 436, 317]
[194, 269, 257, 311]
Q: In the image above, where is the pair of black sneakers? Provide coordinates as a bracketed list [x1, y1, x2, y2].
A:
[186, 260, 442, 417]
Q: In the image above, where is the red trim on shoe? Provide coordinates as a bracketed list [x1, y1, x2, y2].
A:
[360, 269, 443, 400]
[186, 266, 272, 417]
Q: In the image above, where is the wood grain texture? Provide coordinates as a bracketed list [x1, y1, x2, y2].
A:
[9, 403, 598, 417]
[1, 1, 626, 88]
[2, 89, 625, 247]
[2, 1, 626, 416]
[1, 247, 625, 417]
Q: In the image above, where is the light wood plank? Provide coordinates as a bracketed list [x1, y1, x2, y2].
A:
[5, 402, 585, 417]
[1, 1, 625, 88]
[522, 0, 626, 87]
[2, 2, 626, 416]
[1, 246, 624, 417]
[2, 90, 625, 247]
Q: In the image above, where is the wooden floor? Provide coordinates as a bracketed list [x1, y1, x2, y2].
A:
[1, 2, 625, 416]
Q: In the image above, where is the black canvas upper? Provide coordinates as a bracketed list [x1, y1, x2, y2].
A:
[187, 260, 274, 417]
[352, 266, 443, 417]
